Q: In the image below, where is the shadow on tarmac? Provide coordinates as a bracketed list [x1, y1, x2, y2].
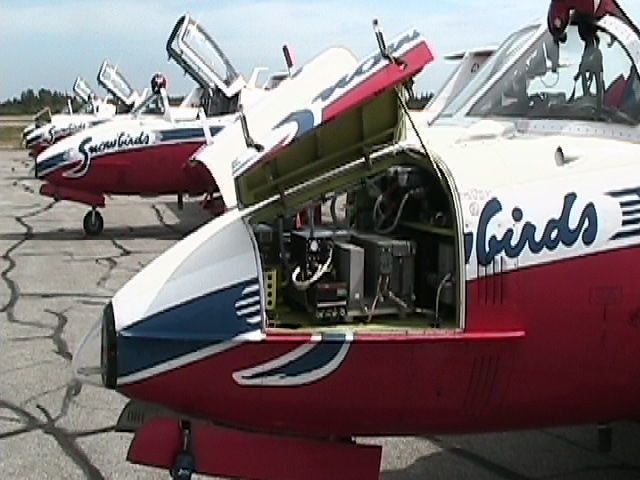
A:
[381, 425, 640, 480]
[0, 224, 196, 241]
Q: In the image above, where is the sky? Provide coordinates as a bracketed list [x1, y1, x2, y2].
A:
[2, 0, 640, 102]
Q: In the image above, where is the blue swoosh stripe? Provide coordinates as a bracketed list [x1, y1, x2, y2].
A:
[242, 338, 345, 381]
[36, 125, 225, 176]
[37, 153, 67, 176]
[274, 109, 315, 140]
[117, 336, 219, 378]
[159, 126, 224, 142]
[118, 278, 260, 377]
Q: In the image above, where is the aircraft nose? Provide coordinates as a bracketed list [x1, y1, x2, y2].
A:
[33, 153, 39, 178]
[73, 211, 267, 389]
[22, 124, 36, 140]
[34, 149, 67, 180]
[73, 302, 118, 389]
[34, 150, 46, 179]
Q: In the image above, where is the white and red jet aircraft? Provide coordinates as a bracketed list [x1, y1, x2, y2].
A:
[73, 1, 640, 479]
[32, 13, 325, 236]
[23, 76, 116, 158]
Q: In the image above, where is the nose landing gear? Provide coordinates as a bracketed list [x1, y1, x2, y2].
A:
[83, 208, 104, 236]
[597, 423, 613, 453]
[170, 420, 196, 480]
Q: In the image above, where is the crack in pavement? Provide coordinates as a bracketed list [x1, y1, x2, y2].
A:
[111, 238, 132, 257]
[0, 198, 103, 477]
[44, 308, 73, 361]
[77, 299, 109, 307]
[20, 292, 111, 300]
[95, 238, 134, 290]
[18, 251, 76, 258]
[0, 414, 22, 424]
[0, 201, 55, 323]
[0, 359, 56, 376]
[151, 203, 183, 235]
[95, 258, 116, 289]
[0, 424, 116, 442]
[73, 425, 116, 438]
[0, 394, 105, 479]
[19, 383, 69, 410]
[45, 381, 83, 423]
[0, 206, 87, 357]
[5, 309, 73, 362]
[0, 427, 31, 440]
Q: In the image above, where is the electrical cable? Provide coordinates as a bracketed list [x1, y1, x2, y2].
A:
[291, 247, 333, 291]
[330, 196, 339, 225]
[372, 193, 389, 229]
[374, 190, 418, 234]
[278, 217, 290, 287]
[395, 86, 444, 184]
[435, 272, 453, 327]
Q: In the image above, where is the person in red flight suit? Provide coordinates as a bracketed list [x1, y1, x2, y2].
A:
[547, 0, 632, 39]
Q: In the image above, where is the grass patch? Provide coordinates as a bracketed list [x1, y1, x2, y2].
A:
[0, 126, 24, 149]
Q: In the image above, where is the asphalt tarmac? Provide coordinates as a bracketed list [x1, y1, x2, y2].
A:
[1, 148, 639, 479]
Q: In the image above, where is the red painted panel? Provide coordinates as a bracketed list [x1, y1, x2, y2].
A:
[39, 183, 105, 207]
[41, 142, 213, 198]
[121, 247, 640, 438]
[324, 43, 434, 121]
[128, 417, 381, 480]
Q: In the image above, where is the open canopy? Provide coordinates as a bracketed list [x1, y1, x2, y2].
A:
[438, 10, 640, 126]
[167, 13, 244, 98]
[73, 77, 97, 105]
[97, 60, 139, 108]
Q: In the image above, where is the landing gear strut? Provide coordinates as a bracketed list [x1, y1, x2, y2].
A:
[83, 208, 104, 236]
[597, 423, 613, 453]
[170, 420, 196, 480]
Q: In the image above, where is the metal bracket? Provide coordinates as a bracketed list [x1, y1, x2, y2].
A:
[239, 105, 264, 152]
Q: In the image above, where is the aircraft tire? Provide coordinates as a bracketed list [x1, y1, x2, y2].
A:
[83, 210, 104, 236]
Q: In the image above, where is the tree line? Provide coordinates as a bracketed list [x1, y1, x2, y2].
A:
[1, 87, 432, 116]
[0, 88, 85, 115]
[0, 88, 188, 115]
[407, 91, 434, 110]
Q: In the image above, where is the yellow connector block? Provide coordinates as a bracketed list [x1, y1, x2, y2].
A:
[264, 269, 277, 311]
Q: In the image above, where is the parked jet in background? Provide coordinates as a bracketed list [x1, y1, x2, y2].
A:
[97, 58, 211, 121]
[33, 13, 356, 235]
[23, 77, 115, 158]
[74, 2, 640, 479]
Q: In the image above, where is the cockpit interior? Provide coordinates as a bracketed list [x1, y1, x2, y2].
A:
[439, 15, 640, 125]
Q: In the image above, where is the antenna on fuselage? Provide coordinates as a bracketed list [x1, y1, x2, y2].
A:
[282, 45, 295, 77]
[373, 19, 442, 182]
[373, 19, 406, 69]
